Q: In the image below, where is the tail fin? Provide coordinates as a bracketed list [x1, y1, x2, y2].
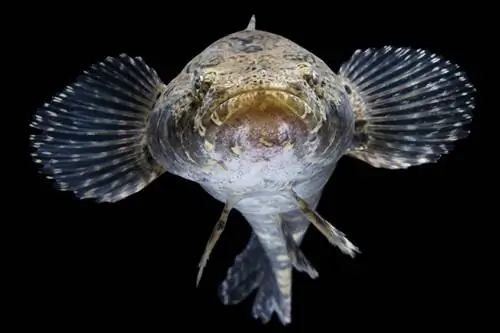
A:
[251, 268, 290, 325]
[339, 46, 476, 169]
[218, 233, 290, 324]
[30, 54, 166, 202]
[219, 230, 316, 325]
[218, 234, 266, 305]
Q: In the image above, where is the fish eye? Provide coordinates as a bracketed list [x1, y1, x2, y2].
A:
[194, 70, 216, 96]
[301, 68, 323, 97]
[299, 65, 320, 88]
[305, 71, 320, 86]
[193, 74, 204, 91]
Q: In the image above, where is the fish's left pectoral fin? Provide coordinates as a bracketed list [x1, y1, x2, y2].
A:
[291, 192, 360, 257]
[339, 46, 476, 169]
[196, 200, 234, 287]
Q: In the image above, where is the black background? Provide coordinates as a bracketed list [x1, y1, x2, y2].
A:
[20, 5, 487, 331]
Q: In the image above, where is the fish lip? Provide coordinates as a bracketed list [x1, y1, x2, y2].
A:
[207, 88, 305, 115]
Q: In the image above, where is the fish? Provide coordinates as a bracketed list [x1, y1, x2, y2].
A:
[29, 15, 476, 325]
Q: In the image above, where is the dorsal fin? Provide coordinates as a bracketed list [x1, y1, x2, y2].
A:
[245, 15, 256, 30]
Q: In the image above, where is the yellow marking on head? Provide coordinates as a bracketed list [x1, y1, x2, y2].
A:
[217, 161, 227, 171]
[283, 141, 294, 150]
[230, 145, 242, 155]
[259, 137, 273, 147]
[311, 121, 323, 134]
[210, 111, 223, 126]
[204, 140, 214, 151]
[205, 159, 217, 170]
[185, 151, 197, 164]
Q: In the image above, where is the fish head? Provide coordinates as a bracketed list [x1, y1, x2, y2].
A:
[156, 33, 354, 190]
[192, 51, 351, 167]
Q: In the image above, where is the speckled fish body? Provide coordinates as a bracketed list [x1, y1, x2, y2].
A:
[30, 16, 475, 325]
[145, 21, 353, 323]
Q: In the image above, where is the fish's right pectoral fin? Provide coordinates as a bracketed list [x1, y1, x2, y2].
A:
[30, 54, 167, 203]
[339, 46, 476, 169]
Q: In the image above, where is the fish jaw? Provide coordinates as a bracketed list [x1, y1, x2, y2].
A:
[206, 89, 319, 159]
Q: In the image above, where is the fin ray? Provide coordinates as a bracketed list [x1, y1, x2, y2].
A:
[219, 233, 266, 305]
[340, 46, 476, 169]
[246, 15, 256, 30]
[30, 54, 166, 202]
[252, 275, 288, 324]
[219, 226, 294, 325]
[281, 219, 318, 279]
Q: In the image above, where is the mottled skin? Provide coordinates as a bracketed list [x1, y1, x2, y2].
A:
[146, 24, 355, 322]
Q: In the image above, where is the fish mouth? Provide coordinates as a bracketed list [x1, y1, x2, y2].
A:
[208, 89, 314, 128]
[209, 88, 305, 115]
[204, 89, 319, 153]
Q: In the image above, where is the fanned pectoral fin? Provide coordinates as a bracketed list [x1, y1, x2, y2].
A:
[30, 54, 167, 203]
[339, 46, 476, 169]
[291, 191, 360, 257]
[196, 200, 234, 286]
